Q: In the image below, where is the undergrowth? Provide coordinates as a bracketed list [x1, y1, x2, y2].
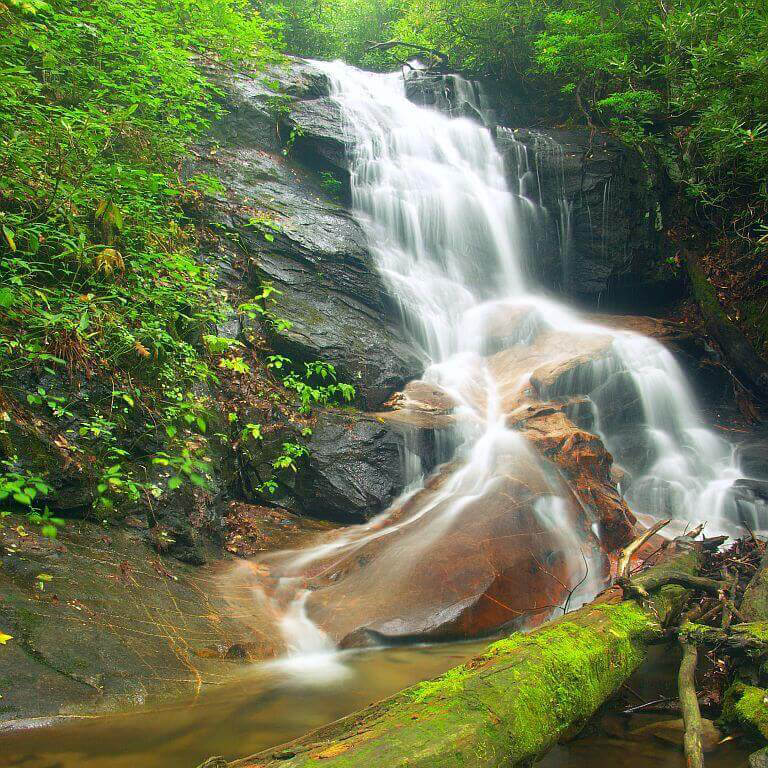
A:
[0, 0, 284, 531]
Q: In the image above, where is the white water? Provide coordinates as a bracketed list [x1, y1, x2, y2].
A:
[231, 60, 765, 672]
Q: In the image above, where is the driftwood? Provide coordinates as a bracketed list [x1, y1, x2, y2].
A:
[617, 518, 670, 579]
[195, 535, 704, 768]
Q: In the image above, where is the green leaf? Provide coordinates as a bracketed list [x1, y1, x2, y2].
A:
[0, 288, 14, 308]
[2, 226, 16, 252]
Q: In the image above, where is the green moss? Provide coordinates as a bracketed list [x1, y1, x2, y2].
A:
[680, 621, 723, 644]
[410, 665, 474, 703]
[686, 255, 729, 322]
[722, 683, 768, 740]
[734, 622, 768, 643]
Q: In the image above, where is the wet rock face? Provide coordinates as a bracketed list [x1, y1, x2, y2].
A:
[194, 59, 423, 409]
[295, 411, 410, 523]
[403, 70, 676, 309]
[0, 512, 323, 721]
[506, 128, 677, 306]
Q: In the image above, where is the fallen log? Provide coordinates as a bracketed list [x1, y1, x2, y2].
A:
[678, 634, 705, 768]
[203, 535, 703, 768]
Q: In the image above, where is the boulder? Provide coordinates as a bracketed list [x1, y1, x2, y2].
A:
[295, 410, 412, 523]
[299, 449, 607, 645]
[189, 58, 423, 409]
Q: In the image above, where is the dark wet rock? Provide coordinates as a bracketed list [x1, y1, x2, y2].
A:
[287, 97, 349, 171]
[190, 59, 423, 409]
[0, 516, 296, 722]
[294, 411, 410, 523]
[736, 438, 768, 479]
[590, 369, 645, 433]
[404, 71, 490, 125]
[501, 128, 677, 306]
[733, 478, 768, 502]
[0, 420, 94, 514]
[207, 58, 329, 152]
[195, 641, 267, 662]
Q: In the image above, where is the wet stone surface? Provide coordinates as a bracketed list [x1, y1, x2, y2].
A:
[0, 510, 327, 723]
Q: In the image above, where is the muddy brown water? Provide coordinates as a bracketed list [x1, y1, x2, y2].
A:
[0, 642, 754, 768]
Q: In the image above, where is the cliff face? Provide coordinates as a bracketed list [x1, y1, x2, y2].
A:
[403, 70, 679, 307]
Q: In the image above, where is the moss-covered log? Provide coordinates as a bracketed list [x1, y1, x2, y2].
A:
[204, 537, 701, 768]
[721, 549, 768, 743]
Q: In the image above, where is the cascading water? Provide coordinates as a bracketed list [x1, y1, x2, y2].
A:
[225, 60, 766, 673]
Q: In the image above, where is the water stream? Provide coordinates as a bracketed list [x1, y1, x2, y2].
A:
[228, 60, 765, 668]
[2, 59, 766, 768]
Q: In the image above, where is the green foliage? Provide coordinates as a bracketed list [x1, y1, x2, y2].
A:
[239, 281, 294, 333]
[376, 0, 768, 254]
[319, 171, 343, 197]
[0, 459, 61, 537]
[0, 0, 280, 517]
[280, 359, 355, 414]
[262, 0, 403, 69]
[247, 215, 283, 242]
[272, 440, 308, 472]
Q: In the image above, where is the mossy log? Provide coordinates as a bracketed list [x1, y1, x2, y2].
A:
[721, 549, 768, 742]
[742, 551, 768, 621]
[210, 538, 701, 768]
[678, 635, 704, 768]
[722, 683, 768, 740]
[686, 251, 768, 397]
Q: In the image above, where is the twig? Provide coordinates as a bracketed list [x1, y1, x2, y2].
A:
[622, 696, 677, 715]
[618, 519, 671, 579]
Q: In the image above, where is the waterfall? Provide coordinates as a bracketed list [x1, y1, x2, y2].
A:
[228, 60, 765, 671]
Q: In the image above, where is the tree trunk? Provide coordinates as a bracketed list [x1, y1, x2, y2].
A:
[685, 251, 768, 397]
[201, 537, 703, 768]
